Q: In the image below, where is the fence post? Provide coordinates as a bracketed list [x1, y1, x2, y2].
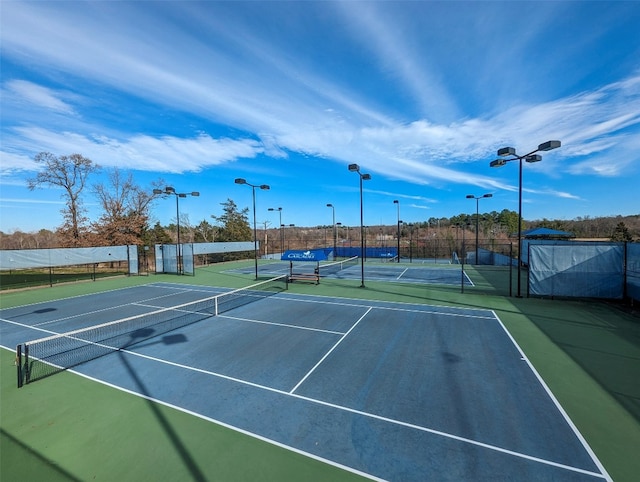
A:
[509, 243, 513, 297]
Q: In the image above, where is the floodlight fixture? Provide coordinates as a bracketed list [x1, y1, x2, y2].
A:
[348, 163, 372, 287]
[326, 203, 337, 260]
[269, 207, 283, 255]
[235, 178, 270, 279]
[497, 147, 516, 157]
[488, 139, 561, 297]
[153, 186, 199, 275]
[466, 193, 493, 265]
[538, 140, 561, 151]
[393, 200, 400, 263]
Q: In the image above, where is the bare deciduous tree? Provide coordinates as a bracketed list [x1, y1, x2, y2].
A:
[27, 152, 99, 247]
[92, 168, 164, 246]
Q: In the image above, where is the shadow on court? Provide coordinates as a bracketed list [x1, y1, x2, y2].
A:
[516, 299, 640, 423]
[0, 429, 82, 482]
[117, 339, 208, 482]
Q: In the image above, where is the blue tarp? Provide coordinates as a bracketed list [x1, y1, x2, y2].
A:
[528, 242, 624, 299]
[281, 249, 329, 262]
[627, 243, 640, 301]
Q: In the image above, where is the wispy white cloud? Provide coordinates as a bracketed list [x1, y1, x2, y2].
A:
[0, 197, 65, 205]
[3, 80, 77, 114]
[1, 1, 638, 223]
[0, 128, 263, 174]
[363, 189, 437, 204]
[0, 152, 39, 173]
[409, 204, 432, 211]
[333, 2, 460, 122]
[3, 66, 637, 197]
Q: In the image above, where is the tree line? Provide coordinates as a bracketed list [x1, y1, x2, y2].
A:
[1, 152, 638, 251]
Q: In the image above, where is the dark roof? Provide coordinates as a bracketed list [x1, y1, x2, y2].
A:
[521, 227, 575, 239]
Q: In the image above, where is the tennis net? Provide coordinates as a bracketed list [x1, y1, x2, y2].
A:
[16, 275, 287, 387]
[318, 256, 358, 276]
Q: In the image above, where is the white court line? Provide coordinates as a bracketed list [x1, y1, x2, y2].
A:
[218, 314, 346, 336]
[95, 343, 608, 480]
[395, 267, 409, 280]
[0, 283, 160, 311]
[289, 307, 372, 394]
[4, 287, 609, 479]
[148, 282, 228, 294]
[28, 357, 385, 482]
[3, 294, 609, 480]
[271, 293, 496, 320]
[463, 269, 475, 286]
[33, 290, 194, 328]
[491, 310, 612, 481]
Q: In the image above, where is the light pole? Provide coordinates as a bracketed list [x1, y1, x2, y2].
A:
[282, 223, 295, 250]
[153, 186, 199, 274]
[348, 163, 371, 288]
[393, 200, 401, 262]
[490, 140, 561, 297]
[268, 207, 283, 256]
[466, 193, 492, 265]
[235, 178, 270, 280]
[326, 203, 336, 260]
[408, 223, 414, 262]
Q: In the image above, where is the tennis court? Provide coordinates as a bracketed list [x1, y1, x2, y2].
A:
[228, 258, 472, 286]
[1, 279, 609, 481]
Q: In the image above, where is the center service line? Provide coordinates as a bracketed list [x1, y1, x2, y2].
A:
[289, 306, 373, 394]
[396, 267, 409, 280]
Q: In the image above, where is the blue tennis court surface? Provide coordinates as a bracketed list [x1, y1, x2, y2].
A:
[227, 261, 473, 286]
[0, 282, 609, 481]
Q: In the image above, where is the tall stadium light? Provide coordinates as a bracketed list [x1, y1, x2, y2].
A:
[393, 200, 401, 262]
[235, 178, 270, 280]
[408, 223, 415, 262]
[466, 194, 492, 266]
[490, 140, 561, 297]
[348, 164, 371, 288]
[282, 223, 295, 250]
[326, 203, 337, 260]
[153, 187, 199, 275]
[268, 207, 283, 257]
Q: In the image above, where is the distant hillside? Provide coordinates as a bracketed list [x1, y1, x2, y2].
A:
[526, 214, 640, 240]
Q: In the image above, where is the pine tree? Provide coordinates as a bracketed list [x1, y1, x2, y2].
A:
[610, 222, 633, 242]
[211, 199, 252, 242]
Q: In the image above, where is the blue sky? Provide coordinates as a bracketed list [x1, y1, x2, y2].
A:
[1, 1, 639, 234]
